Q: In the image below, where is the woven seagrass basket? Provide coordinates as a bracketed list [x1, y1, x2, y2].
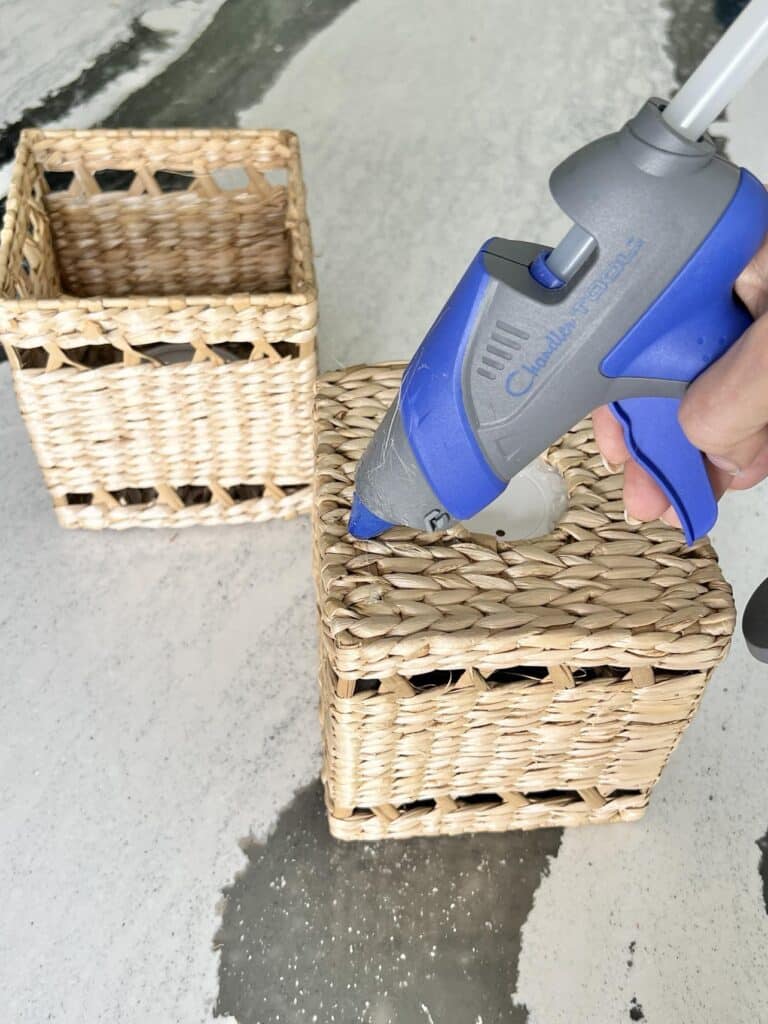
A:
[313, 364, 735, 841]
[0, 128, 316, 529]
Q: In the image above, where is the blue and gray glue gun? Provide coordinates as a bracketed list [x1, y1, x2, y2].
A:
[350, 3, 768, 556]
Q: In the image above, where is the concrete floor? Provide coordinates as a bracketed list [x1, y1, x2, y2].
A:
[2, 2, 768, 1022]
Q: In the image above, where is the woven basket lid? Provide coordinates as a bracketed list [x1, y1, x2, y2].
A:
[314, 364, 735, 681]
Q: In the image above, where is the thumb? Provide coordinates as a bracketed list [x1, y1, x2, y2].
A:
[679, 315, 768, 480]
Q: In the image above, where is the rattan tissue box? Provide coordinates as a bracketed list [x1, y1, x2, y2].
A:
[0, 128, 317, 529]
[313, 364, 735, 841]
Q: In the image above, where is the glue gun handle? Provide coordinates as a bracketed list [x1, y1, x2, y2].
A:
[610, 397, 717, 543]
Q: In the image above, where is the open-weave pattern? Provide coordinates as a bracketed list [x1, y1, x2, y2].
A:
[0, 129, 317, 529]
[13, 354, 315, 529]
[326, 783, 650, 840]
[313, 364, 735, 840]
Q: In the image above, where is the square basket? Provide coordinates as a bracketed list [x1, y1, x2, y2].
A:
[0, 128, 317, 528]
[313, 364, 735, 841]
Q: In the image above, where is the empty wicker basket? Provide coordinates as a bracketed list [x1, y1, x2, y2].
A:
[0, 128, 317, 528]
[313, 364, 735, 841]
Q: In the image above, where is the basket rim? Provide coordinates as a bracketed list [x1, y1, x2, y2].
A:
[0, 127, 317, 312]
[20, 127, 301, 141]
[0, 289, 317, 313]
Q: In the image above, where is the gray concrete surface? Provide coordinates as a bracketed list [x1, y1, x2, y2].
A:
[1, 2, 767, 1023]
[215, 782, 561, 1024]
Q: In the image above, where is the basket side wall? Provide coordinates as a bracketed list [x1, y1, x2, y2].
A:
[320, 649, 711, 811]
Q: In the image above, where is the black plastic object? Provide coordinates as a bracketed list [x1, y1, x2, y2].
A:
[742, 577, 768, 662]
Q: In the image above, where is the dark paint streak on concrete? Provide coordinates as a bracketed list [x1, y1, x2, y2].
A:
[662, 0, 748, 157]
[0, 19, 167, 165]
[663, 0, 748, 87]
[215, 782, 562, 1024]
[104, 0, 357, 129]
[757, 827, 768, 915]
[629, 996, 645, 1021]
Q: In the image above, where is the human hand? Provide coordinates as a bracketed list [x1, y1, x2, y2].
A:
[593, 231, 768, 527]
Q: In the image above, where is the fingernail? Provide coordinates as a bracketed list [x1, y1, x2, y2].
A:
[706, 453, 740, 475]
[662, 507, 681, 528]
[601, 454, 621, 474]
[624, 509, 641, 526]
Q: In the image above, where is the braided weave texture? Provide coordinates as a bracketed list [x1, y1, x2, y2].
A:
[313, 364, 735, 840]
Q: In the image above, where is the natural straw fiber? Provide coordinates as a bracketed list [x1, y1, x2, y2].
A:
[313, 364, 735, 840]
[0, 129, 317, 529]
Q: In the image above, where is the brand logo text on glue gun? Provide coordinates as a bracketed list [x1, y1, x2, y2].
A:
[505, 236, 645, 398]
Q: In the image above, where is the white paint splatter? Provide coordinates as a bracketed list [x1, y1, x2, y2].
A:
[4, 1, 768, 1022]
[1, 0, 221, 125]
[0, 367, 319, 1024]
[2, 0, 159, 125]
[0, 0, 224, 195]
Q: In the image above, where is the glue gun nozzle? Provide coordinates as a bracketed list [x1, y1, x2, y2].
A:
[348, 493, 393, 539]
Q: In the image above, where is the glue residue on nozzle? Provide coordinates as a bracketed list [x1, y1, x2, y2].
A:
[463, 458, 568, 541]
